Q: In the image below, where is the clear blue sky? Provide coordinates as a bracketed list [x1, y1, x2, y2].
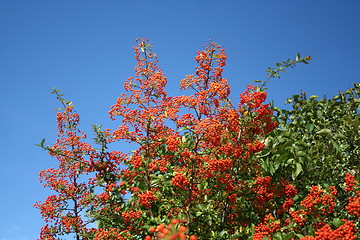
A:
[0, 1, 359, 239]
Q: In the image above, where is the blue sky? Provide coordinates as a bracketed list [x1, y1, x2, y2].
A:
[0, 1, 359, 239]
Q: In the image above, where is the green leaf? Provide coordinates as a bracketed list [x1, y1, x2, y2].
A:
[35, 138, 46, 148]
[283, 232, 295, 240]
[295, 234, 305, 238]
[306, 123, 314, 132]
[332, 218, 342, 227]
[296, 151, 306, 157]
[315, 129, 332, 135]
[292, 163, 302, 180]
[271, 232, 282, 240]
[332, 140, 340, 154]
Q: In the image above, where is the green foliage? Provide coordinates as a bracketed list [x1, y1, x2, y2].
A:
[259, 83, 360, 214]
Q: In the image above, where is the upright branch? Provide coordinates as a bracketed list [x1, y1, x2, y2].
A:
[256, 53, 312, 91]
[34, 89, 95, 239]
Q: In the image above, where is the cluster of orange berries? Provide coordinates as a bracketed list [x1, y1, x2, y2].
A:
[137, 191, 157, 208]
[93, 228, 125, 240]
[171, 173, 190, 189]
[253, 214, 281, 240]
[166, 133, 180, 152]
[240, 85, 267, 109]
[345, 172, 356, 192]
[300, 186, 337, 216]
[253, 176, 275, 208]
[346, 191, 360, 217]
[302, 220, 357, 240]
[145, 219, 197, 240]
[289, 209, 306, 226]
[121, 210, 142, 223]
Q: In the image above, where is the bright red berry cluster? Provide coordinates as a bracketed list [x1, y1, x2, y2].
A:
[145, 219, 198, 240]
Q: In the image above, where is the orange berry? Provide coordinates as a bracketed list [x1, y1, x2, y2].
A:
[149, 227, 156, 233]
[171, 218, 179, 225]
[189, 235, 197, 240]
[179, 232, 186, 239]
[157, 223, 166, 231]
[168, 234, 177, 240]
[179, 225, 187, 232]
[162, 228, 170, 235]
